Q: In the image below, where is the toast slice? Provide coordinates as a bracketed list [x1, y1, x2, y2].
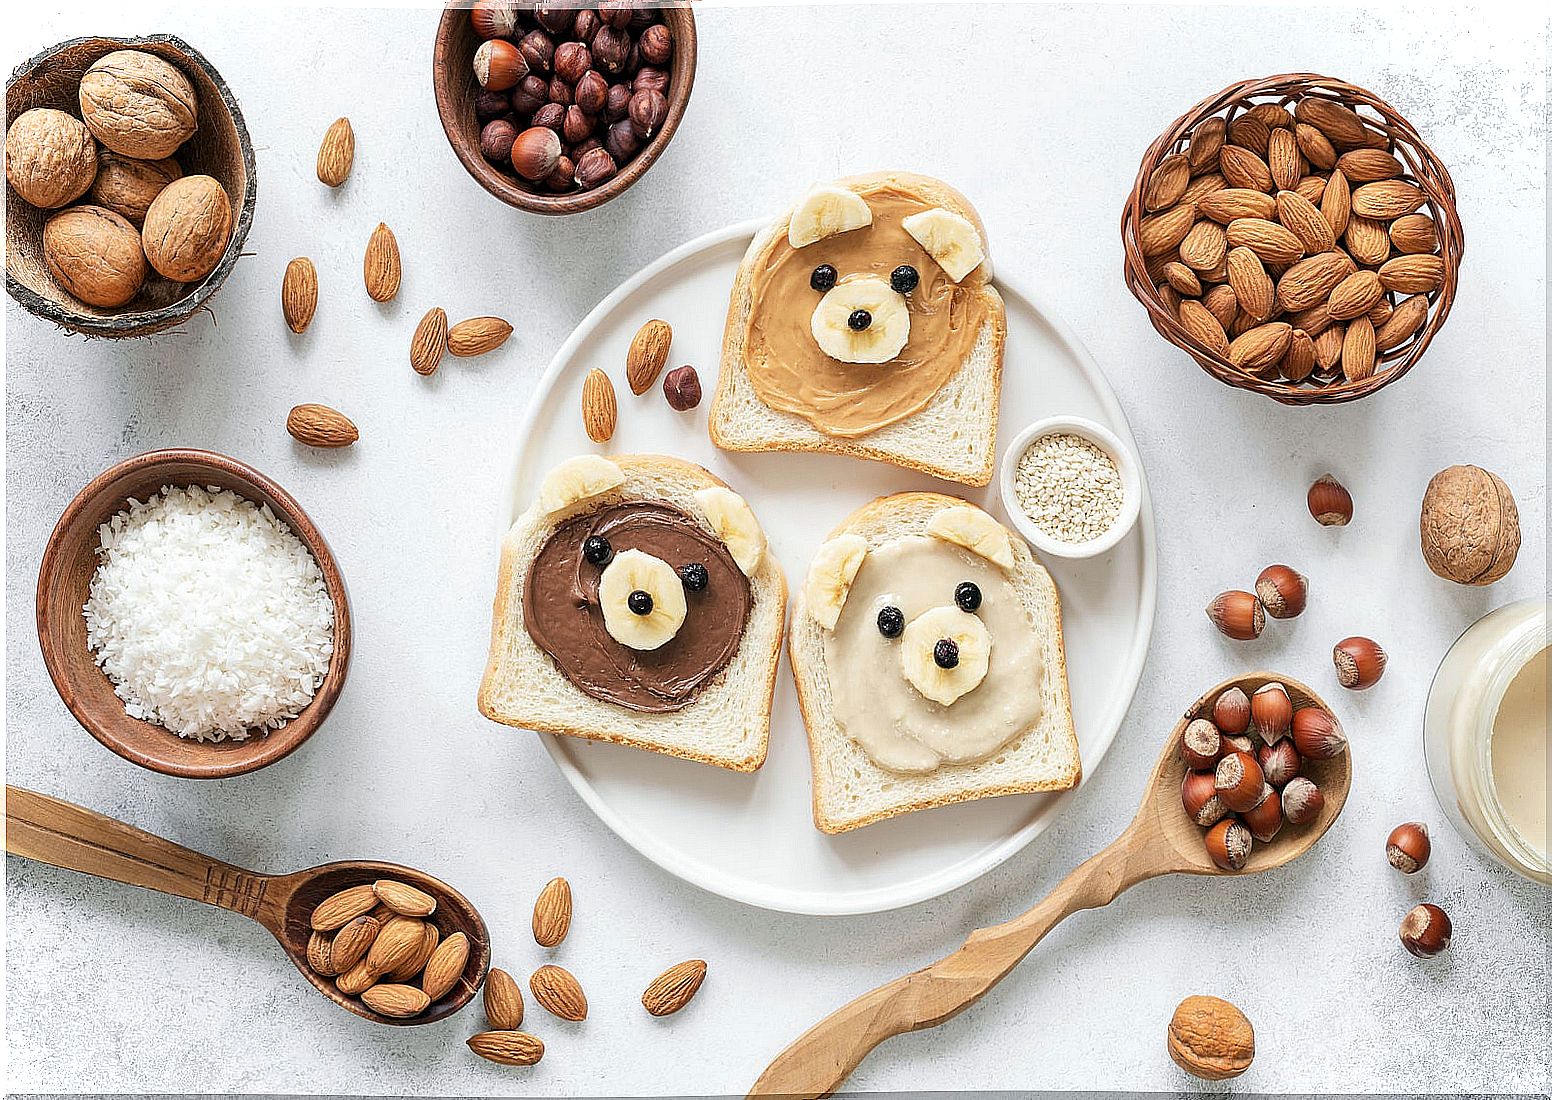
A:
[790, 492, 1080, 832]
[712, 171, 1007, 487]
[478, 454, 787, 772]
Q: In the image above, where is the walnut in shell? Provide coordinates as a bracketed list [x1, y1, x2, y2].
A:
[1167, 995, 1254, 1080]
[4, 108, 98, 209]
[42, 205, 147, 308]
[1420, 465, 1520, 585]
[141, 174, 233, 283]
[78, 49, 198, 160]
[89, 150, 183, 225]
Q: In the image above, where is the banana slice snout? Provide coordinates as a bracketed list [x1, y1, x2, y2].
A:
[811, 275, 910, 365]
[598, 548, 687, 651]
[900, 604, 992, 706]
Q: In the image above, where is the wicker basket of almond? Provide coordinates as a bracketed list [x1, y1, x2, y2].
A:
[1121, 73, 1463, 404]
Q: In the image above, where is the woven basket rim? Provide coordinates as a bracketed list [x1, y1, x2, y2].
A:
[5, 33, 259, 338]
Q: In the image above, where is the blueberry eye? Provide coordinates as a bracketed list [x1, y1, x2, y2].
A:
[583, 535, 613, 565]
[679, 562, 709, 591]
[890, 264, 919, 294]
[934, 638, 960, 669]
[810, 264, 837, 291]
[876, 605, 904, 638]
[954, 581, 982, 612]
[628, 590, 654, 615]
[848, 309, 872, 331]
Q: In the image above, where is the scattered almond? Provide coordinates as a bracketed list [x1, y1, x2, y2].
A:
[330, 915, 381, 973]
[421, 932, 471, 1001]
[581, 369, 617, 444]
[311, 884, 378, 931]
[484, 966, 525, 1030]
[468, 1030, 544, 1067]
[316, 117, 355, 187]
[626, 318, 672, 394]
[530, 964, 587, 1021]
[410, 307, 448, 376]
[361, 983, 431, 1018]
[282, 257, 318, 334]
[641, 959, 707, 1017]
[447, 316, 513, 357]
[374, 879, 437, 917]
[363, 222, 400, 302]
[532, 877, 573, 948]
[286, 404, 358, 449]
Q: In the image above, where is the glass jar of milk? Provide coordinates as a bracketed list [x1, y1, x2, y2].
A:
[1423, 598, 1549, 884]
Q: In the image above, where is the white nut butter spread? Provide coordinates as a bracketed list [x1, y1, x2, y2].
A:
[823, 535, 1044, 773]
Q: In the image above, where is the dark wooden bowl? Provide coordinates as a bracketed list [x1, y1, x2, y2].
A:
[6, 35, 258, 337]
[36, 449, 351, 778]
[432, 3, 696, 215]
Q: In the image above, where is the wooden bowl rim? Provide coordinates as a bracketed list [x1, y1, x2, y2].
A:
[35, 448, 351, 779]
[5, 33, 259, 337]
[430, 3, 697, 215]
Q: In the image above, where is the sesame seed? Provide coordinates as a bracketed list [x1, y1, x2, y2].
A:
[1013, 432, 1124, 544]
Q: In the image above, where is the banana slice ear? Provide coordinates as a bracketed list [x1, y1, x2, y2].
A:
[926, 505, 1014, 570]
[692, 487, 766, 575]
[538, 454, 626, 515]
[901, 207, 987, 283]
[788, 185, 873, 248]
[804, 534, 869, 630]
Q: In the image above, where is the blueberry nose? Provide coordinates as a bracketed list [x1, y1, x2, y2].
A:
[933, 638, 960, 669]
[847, 308, 872, 331]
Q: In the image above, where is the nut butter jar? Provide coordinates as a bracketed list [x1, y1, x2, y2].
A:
[1423, 598, 1550, 884]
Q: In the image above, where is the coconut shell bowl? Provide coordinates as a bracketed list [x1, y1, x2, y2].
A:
[36, 449, 352, 779]
[6, 35, 257, 337]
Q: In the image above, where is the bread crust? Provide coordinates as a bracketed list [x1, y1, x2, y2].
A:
[790, 492, 1080, 832]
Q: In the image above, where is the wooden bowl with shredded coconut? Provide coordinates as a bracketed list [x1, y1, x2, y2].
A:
[37, 448, 352, 778]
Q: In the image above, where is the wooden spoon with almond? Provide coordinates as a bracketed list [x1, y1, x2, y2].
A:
[5, 786, 489, 1026]
[748, 673, 1351, 1099]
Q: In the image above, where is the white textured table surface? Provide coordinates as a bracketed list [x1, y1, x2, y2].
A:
[5, 3, 1548, 1095]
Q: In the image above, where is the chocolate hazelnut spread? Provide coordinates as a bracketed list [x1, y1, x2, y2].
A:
[743, 181, 990, 438]
[524, 502, 751, 712]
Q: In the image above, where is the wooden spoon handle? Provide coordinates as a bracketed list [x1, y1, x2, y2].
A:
[5, 786, 270, 919]
[748, 834, 1161, 1099]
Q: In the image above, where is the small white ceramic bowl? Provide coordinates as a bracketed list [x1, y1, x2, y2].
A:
[998, 415, 1142, 560]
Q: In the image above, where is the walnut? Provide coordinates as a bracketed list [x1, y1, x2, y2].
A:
[42, 205, 147, 308]
[88, 150, 182, 225]
[4, 108, 98, 209]
[1420, 465, 1521, 585]
[78, 50, 197, 160]
[1167, 995, 1254, 1080]
[141, 174, 232, 282]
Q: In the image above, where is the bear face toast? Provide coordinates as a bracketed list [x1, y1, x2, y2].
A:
[712, 172, 1008, 487]
[790, 493, 1080, 832]
[479, 454, 786, 772]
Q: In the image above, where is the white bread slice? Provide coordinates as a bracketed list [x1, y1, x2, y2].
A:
[790, 492, 1080, 832]
[478, 455, 787, 772]
[711, 171, 1007, 487]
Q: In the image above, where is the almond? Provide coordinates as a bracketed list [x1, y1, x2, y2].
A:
[1294, 175, 1327, 204]
[1294, 123, 1337, 170]
[409, 307, 448, 376]
[581, 369, 617, 443]
[286, 403, 359, 449]
[1274, 191, 1335, 253]
[1178, 220, 1227, 272]
[1376, 294, 1429, 351]
[374, 879, 437, 918]
[1313, 323, 1346, 371]
[1158, 284, 1183, 320]
[282, 257, 318, 334]
[1228, 322, 1292, 374]
[532, 876, 573, 948]
[1367, 296, 1394, 328]
[1162, 261, 1201, 297]
[1228, 114, 1271, 156]
[335, 959, 379, 996]
[1388, 213, 1437, 255]
[1276, 251, 1354, 313]
[1225, 247, 1274, 322]
[1137, 202, 1196, 257]
[641, 959, 707, 1017]
[447, 316, 513, 356]
[365, 915, 427, 977]
[1266, 128, 1300, 191]
[316, 116, 354, 187]
[361, 983, 431, 1018]
[306, 930, 338, 976]
[1279, 328, 1316, 383]
[1295, 97, 1370, 148]
[1336, 148, 1403, 182]
[1203, 284, 1239, 329]
[311, 884, 378, 930]
[1351, 180, 1425, 220]
[467, 1031, 544, 1067]
[1341, 316, 1377, 382]
[388, 920, 439, 982]
[626, 318, 672, 394]
[1344, 215, 1391, 266]
[1320, 169, 1351, 237]
[1225, 218, 1304, 265]
[420, 931, 470, 1001]
[363, 222, 400, 302]
[330, 915, 381, 972]
[1180, 172, 1226, 205]
[1198, 188, 1276, 224]
[1143, 153, 1190, 212]
[1327, 270, 1384, 320]
[530, 964, 587, 1021]
[484, 966, 525, 1030]
[1245, 103, 1293, 130]
[1187, 116, 1225, 174]
[1378, 253, 1445, 294]
[1287, 300, 1335, 338]
[1218, 145, 1274, 192]
[1177, 299, 1229, 357]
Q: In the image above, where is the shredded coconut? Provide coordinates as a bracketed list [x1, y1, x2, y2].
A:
[1013, 432, 1125, 544]
[82, 484, 335, 741]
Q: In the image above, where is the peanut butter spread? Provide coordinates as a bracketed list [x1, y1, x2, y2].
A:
[743, 182, 990, 438]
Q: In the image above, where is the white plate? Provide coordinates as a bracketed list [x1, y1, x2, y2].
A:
[503, 220, 1156, 915]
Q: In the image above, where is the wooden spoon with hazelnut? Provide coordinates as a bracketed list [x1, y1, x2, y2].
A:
[4, 786, 489, 1025]
[749, 673, 1350, 1099]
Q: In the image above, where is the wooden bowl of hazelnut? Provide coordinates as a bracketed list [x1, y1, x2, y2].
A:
[432, 1, 696, 215]
[5, 34, 257, 338]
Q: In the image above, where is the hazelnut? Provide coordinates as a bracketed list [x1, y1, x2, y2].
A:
[470, 0, 520, 40]
[639, 23, 673, 64]
[1223, 733, 1255, 755]
[1214, 751, 1265, 813]
[1251, 682, 1292, 742]
[42, 205, 147, 308]
[1420, 465, 1520, 585]
[554, 41, 592, 85]
[1211, 686, 1251, 735]
[1181, 770, 1228, 827]
[605, 82, 634, 122]
[1255, 564, 1308, 619]
[598, 0, 635, 30]
[628, 4, 654, 31]
[1206, 590, 1264, 640]
[548, 77, 574, 107]
[562, 105, 596, 144]
[633, 66, 670, 96]
[570, 137, 603, 160]
[1332, 635, 1386, 690]
[474, 39, 528, 92]
[544, 154, 576, 193]
[1204, 818, 1253, 871]
[1281, 776, 1324, 825]
[624, 41, 641, 76]
[604, 118, 642, 162]
[663, 365, 701, 411]
[78, 50, 198, 159]
[1290, 706, 1347, 760]
[1308, 473, 1353, 526]
[475, 88, 513, 121]
[513, 75, 551, 116]
[1241, 785, 1283, 842]
[628, 88, 668, 140]
[1180, 718, 1223, 770]
[480, 118, 519, 163]
[592, 26, 631, 74]
[573, 146, 617, 190]
[575, 70, 609, 115]
[1385, 822, 1431, 874]
[519, 29, 555, 74]
[1399, 902, 1451, 958]
[510, 125, 561, 181]
[141, 175, 233, 283]
[1167, 995, 1254, 1080]
[535, 4, 576, 35]
[4, 108, 98, 209]
[1257, 738, 1301, 787]
[531, 102, 566, 134]
[573, 9, 601, 43]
